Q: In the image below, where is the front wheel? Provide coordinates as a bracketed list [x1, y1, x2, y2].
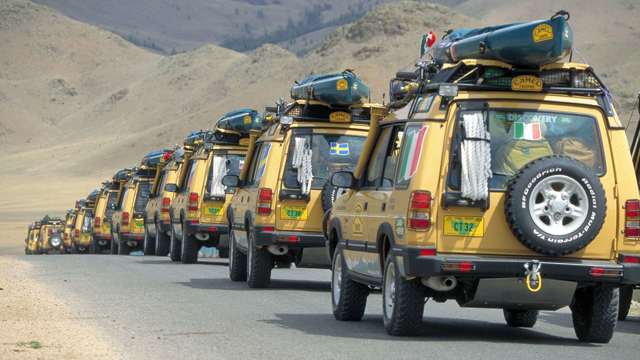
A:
[169, 222, 182, 262]
[503, 309, 538, 327]
[228, 229, 247, 281]
[618, 285, 634, 321]
[143, 224, 156, 256]
[571, 285, 618, 343]
[382, 254, 425, 336]
[331, 248, 368, 321]
[246, 230, 272, 288]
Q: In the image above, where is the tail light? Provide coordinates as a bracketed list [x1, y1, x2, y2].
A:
[188, 192, 199, 212]
[94, 217, 101, 227]
[48, 228, 53, 236]
[122, 212, 130, 226]
[161, 197, 171, 213]
[74, 229, 79, 237]
[63, 233, 68, 240]
[257, 188, 273, 215]
[624, 200, 640, 237]
[620, 254, 640, 264]
[408, 191, 432, 231]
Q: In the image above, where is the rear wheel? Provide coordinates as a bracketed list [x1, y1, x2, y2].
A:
[155, 220, 170, 256]
[89, 237, 97, 254]
[503, 309, 538, 327]
[571, 285, 618, 343]
[618, 285, 634, 321]
[246, 230, 272, 288]
[218, 247, 229, 258]
[228, 229, 247, 281]
[382, 254, 424, 336]
[110, 232, 118, 255]
[118, 238, 132, 255]
[331, 248, 368, 321]
[181, 220, 199, 264]
[143, 224, 156, 256]
[169, 222, 182, 262]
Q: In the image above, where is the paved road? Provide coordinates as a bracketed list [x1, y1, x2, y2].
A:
[16, 254, 640, 359]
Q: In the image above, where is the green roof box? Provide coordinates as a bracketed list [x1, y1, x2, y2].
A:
[291, 70, 369, 106]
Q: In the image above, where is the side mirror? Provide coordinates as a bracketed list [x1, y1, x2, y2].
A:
[108, 203, 117, 210]
[222, 175, 240, 188]
[331, 171, 355, 189]
[164, 183, 178, 193]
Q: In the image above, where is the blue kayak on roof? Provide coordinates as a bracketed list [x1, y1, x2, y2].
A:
[432, 11, 573, 68]
[216, 109, 262, 135]
[291, 70, 369, 106]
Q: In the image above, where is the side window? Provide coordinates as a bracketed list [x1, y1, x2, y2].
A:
[245, 144, 262, 187]
[396, 125, 428, 187]
[364, 127, 393, 188]
[182, 159, 197, 192]
[381, 126, 405, 189]
[153, 171, 166, 196]
[118, 188, 129, 208]
[247, 143, 271, 186]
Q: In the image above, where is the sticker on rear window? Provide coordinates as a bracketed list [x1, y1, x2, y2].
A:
[514, 122, 542, 141]
[329, 142, 350, 156]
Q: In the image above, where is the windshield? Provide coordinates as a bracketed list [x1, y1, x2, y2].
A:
[207, 154, 245, 196]
[105, 191, 118, 220]
[284, 132, 366, 189]
[134, 182, 152, 213]
[449, 109, 604, 190]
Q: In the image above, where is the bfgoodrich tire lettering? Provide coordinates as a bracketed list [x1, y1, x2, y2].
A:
[505, 156, 606, 256]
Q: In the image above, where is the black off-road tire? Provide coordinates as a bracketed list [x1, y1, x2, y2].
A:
[143, 224, 156, 256]
[155, 220, 170, 256]
[505, 156, 606, 256]
[169, 223, 182, 262]
[321, 181, 344, 213]
[246, 230, 272, 288]
[383, 255, 425, 336]
[331, 248, 369, 321]
[181, 220, 199, 264]
[228, 229, 247, 281]
[118, 239, 132, 255]
[89, 237, 97, 254]
[618, 285, 634, 321]
[218, 247, 229, 258]
[571, 285, 618, 343]
[503, 309, 539, 328]
[110, 232, 118, 255]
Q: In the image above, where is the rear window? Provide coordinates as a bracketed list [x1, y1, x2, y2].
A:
[134, 182, 152, 213]
[105, 192, 118, 220]
[283, 131, 366, 189]
[206, 154, 245, 196]
[449, 109, 604, 190]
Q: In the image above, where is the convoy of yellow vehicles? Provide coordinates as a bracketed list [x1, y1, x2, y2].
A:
[22, 14, 640, 343]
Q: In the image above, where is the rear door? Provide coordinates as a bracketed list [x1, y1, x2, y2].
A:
[201, 150, 245, 225]
[438, 101, 615, 260]
[276, 128, 366, 232]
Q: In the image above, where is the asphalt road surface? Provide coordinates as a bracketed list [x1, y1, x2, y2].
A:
[15, 254, 640, 359]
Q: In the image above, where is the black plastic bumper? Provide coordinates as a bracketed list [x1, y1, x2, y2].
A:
[255, 227, 325, 248]
[185, 221, 227, 236]
[395, 247, 640, 285]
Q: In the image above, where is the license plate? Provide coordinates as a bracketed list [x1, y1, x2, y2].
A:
[280, 206, 308, 220]
[207, 207, 222, 216]
[444, 216, 484, 237]
[134, 219, 144, 228]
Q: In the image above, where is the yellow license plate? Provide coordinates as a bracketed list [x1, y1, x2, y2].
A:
[207, 207, 222, 216]
[444, 216, 484, 237]
[280, 206, 308, 220]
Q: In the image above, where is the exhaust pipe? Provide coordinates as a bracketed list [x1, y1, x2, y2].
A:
[195, 233, 210, 241]
[268, 245, 288, 256]
[421, 276, 458, 292]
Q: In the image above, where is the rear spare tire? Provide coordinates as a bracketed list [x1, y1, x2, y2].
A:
[505, 156, 605, 256]
[321, 181, 346, 213]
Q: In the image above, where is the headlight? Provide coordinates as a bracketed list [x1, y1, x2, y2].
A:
[50, 236, 61, 247]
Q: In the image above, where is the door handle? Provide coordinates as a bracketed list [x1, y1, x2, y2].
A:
[363, 202, 368, 211]
[381, 203, 386, 212]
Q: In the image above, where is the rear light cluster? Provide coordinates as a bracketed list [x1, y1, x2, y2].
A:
[620, 254, 640, 264]
[122, 212, 130, 226]
[625, 200, 640, 237]
[161, 197, 171, 213]
[94, 217, 101, 227]
[442, 262, 476, 272]
[188, 192, 199, 212]
[408, 191, 432, 231]
[589, 267, 621, 278]
[257, 188, 273, 215]
[74, 229, 80, 237]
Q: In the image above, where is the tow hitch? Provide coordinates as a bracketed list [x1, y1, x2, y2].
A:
[524, 260, 543, 293]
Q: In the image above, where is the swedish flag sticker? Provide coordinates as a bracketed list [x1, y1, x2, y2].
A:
[330, 142, 350, 156]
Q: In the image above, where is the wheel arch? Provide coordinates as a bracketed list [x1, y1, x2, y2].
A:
[376, 223, 395, 271]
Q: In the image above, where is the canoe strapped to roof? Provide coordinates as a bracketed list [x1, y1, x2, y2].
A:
[291, 70, 370, 106]
[215, 109, 263, 136]
[432, 11, 573, 68]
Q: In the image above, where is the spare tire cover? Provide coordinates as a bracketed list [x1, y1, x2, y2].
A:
[504, 155, 606, 256]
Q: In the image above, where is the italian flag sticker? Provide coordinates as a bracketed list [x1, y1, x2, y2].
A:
[399, 126, 428, 181]
[514, 122, 542, 140]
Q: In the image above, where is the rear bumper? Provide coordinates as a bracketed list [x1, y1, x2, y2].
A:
[255, 228, 325, 248]
[121, 232, 144, 242]
[395, 247, 640, 285]
[185, 221, 227, 237]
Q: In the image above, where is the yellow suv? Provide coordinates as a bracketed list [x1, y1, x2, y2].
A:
[169, 121, 253, 264]
[25, 221, 41, 254]
[111, 164, 155, 255]
[92, 182, 119, 253]
[327, 60, 640, 343]
[63, 208, 77, 253]
[38, 217, 65, 254]
[72, 191, 98, 253]
[224, 100, 384, 288]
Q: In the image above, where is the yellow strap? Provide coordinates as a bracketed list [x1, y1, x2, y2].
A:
[525, 273, 543, 293]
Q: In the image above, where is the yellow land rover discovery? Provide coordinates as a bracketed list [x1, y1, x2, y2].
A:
[72, 191, 98, 253]
[142, 149, 175, 255]
[223, 100, 385, 288]
[63, 209, 76, 253]
[92, 182, 120, 254]
[38, 217, 65, 254]
[25, 222, 41, 255]
[326, 60, 640, 343]
[169, 121, 252, 264]
[111, 165, 155, 255]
